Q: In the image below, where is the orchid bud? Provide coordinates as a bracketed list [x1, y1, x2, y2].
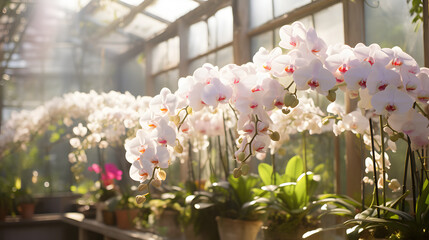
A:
[151, 179, 162, 188]
[389, 134, 399, 142]
[174, 142, 183, 153]
[157, 169, 167, 180]
[241, 164, 249, 176]
[186, 107, 193, 114]
[284, 93, 299, 108]
[237, 152, 245, 162]
[233, 168, 242, 178]
[282, 108, 290, 115]
[170, 115, 180, 126]
[138, 183, 148, 191]
[322, 117, 330, 125]
[238, 138, 243, 144]
[136, 195, 146, 204]
[327, 90, 336, 102]
[269, 131, 280, 141]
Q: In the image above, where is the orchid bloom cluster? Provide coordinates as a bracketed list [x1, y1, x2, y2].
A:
[125, 21, 429, 198]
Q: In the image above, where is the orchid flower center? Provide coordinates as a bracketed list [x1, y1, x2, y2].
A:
[338, 64, 348, 73]
[364, 57, 375, 65]
[148, 122, 157, 128]
[250, 102, 258, 109]
[139, 146, 146, 154]
[358, 79, 367, 88]
[233, 78, 240, 84]
[160, 107, 168, 113]
[392, 57, 402, 66]
[336, 77, 344, 83]
[217, 95, 226, 101]
[251, 85, 263, 93]
[285, 65, 295, 73]
[378, 83, 388, 91]
[406, 84, 416, 92]
[417, 95, 429, 102]
[139, 171, 148, 177]
[158, 138, 167, 145]
[151, 159, 159, 165]
[290, 41, 297, 47]
[307, 79, 320, 89]
[274, 100, 283, 107]
[263, 64, 272, 71]
[385, 104, 397, 112]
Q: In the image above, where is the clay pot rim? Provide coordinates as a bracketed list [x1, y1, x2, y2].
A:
[216, 216, 263, 225]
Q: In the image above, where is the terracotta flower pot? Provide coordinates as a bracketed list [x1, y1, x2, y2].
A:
[102, 210, 116, 226]
[19, 203, 35, 220]
[216, 216, 262, 240]
[115, 209, 139, 230]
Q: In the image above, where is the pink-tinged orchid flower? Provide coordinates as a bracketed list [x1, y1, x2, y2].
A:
[353, 43, 390, 66]
[129, 159, 154, 182]
[253, 47, 283, 73]
[293, 59, 336, 95]
[279, 21, 306, 50]
[305, 28, 327, 56]
[201, 77, 232, 107]
[382, 46, 419, 72]
[142, 145, 170, 169]
[366, 64, 402, 95]
[342, 110, 369, 135]
[415, 70, 429, 104]
[344, 61, 372, 91]
[388, 109, 429, 138]
[371, 85, 414, 115]
[124, 129, 154, 164]
[400, 69, 421, 95]
[150, 88, 177, 116]
[151, 118, 176, 146]
[325, 48, 359, 84]
[261, 77, 286, 110]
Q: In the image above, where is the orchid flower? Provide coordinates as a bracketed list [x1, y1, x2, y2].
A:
[371, 85, 414, 115]
[293, 59, 336, 95]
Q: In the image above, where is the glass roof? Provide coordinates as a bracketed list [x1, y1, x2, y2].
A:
[123, 13, 168, 39]
[145, 0, 199, 22]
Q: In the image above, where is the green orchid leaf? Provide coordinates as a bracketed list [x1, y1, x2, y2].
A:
[285, 155, 304, 182]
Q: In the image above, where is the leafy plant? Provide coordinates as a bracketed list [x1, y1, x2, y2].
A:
[13, 188, 34, 205]
[257, 156, 320, 234]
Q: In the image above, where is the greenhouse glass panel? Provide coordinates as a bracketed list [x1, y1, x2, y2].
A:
[188, 21, 208, 58]
[216, 46, 233, 68]
[167, 37, 180, 67]
[189, 56, 207, 74]
[207, 15, 217, 50]
[249, 0, 273, 29]
[250, 31, 273, 57]
[123, 13, 167, 39]
[145, 0, 199, 22]
[273, 0, 311, 17]
[215, 6, 233, 47]
[152, 41, 168, 73]
[314, 3, 344, 46]
[364, 0, 424, 66]
[92, 1, 131, 25]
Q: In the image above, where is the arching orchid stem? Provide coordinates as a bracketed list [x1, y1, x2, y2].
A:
[369, 118, 380, 218]
[360, 134, 366, 211]
[241, 115, 260, 163]
[228, 103, 239, 121]
[415, 151, 429, 181]
[222, 112, 230, 175]
[208, 138, 216, 178]
[177, 106, 190, 131]
[271, 154, 276, 185]
[228, 129, 238, 168]
[302, 131, 308, 205]
[402, 143, 410, 211]
[217, 135, 228, 179]
[145, 166, 160, 196]
[188, 140, 196, 184]
[285, 81, 295, 91]
[408, 136, 417, 216]
[415, 103, 429, 118]
[379, 115, 386, 207]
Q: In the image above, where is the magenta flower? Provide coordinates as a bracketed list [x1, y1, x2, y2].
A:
[88, 163, 101, 174]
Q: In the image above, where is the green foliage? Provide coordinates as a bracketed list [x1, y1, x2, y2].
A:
[407, 0, 424, 24]
[258, 156, 321, 233]
[13, 188, 34, 205]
